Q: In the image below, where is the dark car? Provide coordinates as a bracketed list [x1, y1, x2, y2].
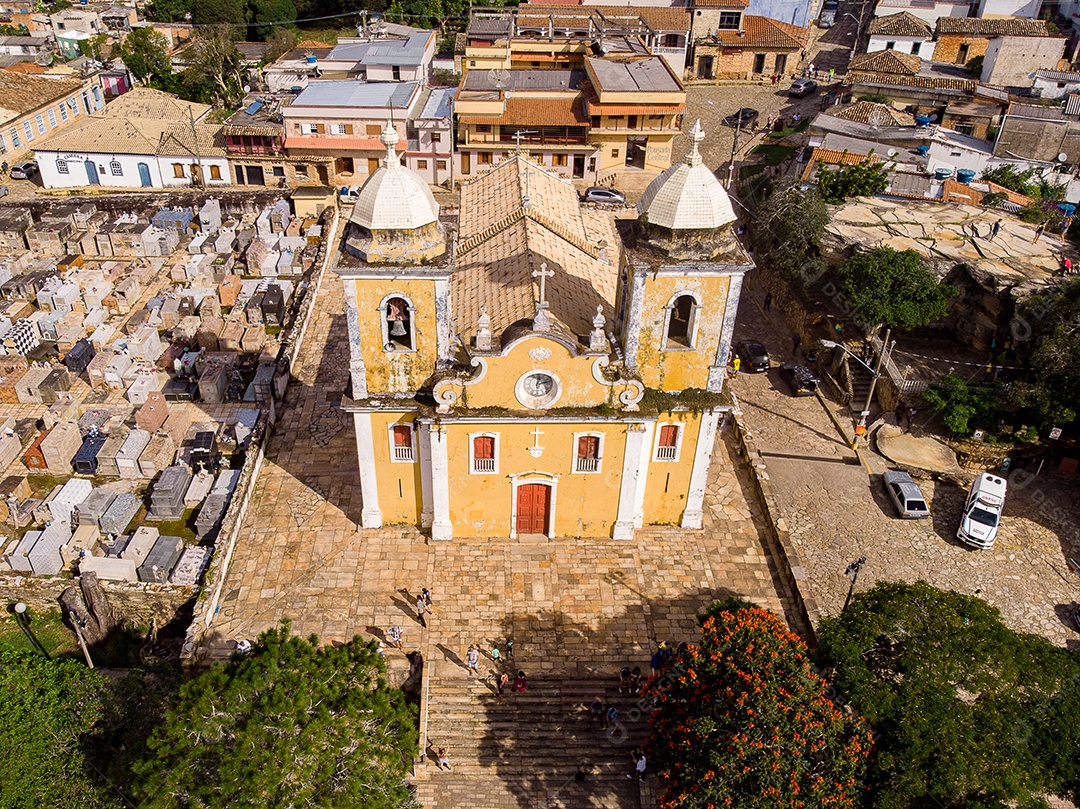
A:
[818, 0, 838, 26]
[789, 78, 818, 97]
[778, 363, 819, 396]
[724, 108, 760, 129]
[582, 187, 626, 205]
[735, 340, 770, 373]
[10, 161, 37, 180]
[882, 470, 931, 519]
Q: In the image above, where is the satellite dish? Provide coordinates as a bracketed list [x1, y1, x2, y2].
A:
[489, 67, 511, 90]
[1058, 152, 1069, 163]
[887, 148, 898, 157]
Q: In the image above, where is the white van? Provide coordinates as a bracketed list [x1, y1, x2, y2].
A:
[957, 473, 1007, 549]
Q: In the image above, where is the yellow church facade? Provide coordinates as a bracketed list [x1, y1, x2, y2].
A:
[338, 123, 750, 540]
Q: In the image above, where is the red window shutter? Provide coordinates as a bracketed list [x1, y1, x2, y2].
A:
[577, 435, 599, 459]
[474, 436, 495, 460]
[658, 425, 679, 448]
[392, 425, 411, 446]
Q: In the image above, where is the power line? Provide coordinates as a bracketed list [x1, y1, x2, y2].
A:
[158, 7, 473, 31]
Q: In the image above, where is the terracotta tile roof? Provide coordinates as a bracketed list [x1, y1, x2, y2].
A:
[941, 178, 982, 205]
[868, 12, 932, 38]
[800, 147, 876, 182]
[984, 179, 1033, 206]
[830, 100, 916, 126]
[849, 49, 921, 75]
[935, 16, 1050, 36]
[0, 71, 82, 121]
[454, 155, 619, 342]
[692, 0, 750, 9]
[846, 71, 976, 91]
[2, 61, 46, 74]
[526, 3, 692, 29]
[710, 15, 809, 49]
[459, 95, 588, 127]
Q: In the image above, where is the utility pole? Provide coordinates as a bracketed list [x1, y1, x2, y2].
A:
[852, 328, 893, 450]
[842, 556, 867, 612]
[726, 113, 743, 189]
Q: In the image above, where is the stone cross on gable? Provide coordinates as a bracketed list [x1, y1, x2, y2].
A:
[532, 263, 554, 305]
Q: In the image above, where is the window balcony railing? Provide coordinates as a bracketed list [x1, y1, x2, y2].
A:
[394, 446, 415, 462]
[473, 457, 496, 473]
[575, 456, 600, 473]
[655, 445, 678, 462]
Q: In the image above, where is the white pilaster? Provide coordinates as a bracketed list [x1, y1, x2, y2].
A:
[353, 412, 382, 528]
[343, 279, 368, 398]
[708, 271, 745, 393]
[613, 422, 648, 540]
[427, 422, 453, 541]
[434, 277, 453, 368]
[622, 266, 647, 370]
[632, 421, 654, 528]
[681, 409, 721, 529]
[418, 420, 433, 529]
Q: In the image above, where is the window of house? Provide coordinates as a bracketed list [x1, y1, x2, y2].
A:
[665, 294, 697, 348]
[478, 151, 492, 164]
[591, 115, 601, 128]
[431, 132, 442, 143]
[10, 128, 20, 147]
[301, 122, 319, 134]
[885, 41, 896, 50]
[470, 434, 498, 474]
[295, 163, 308, 175]
[109, 160, 122, 176]
[22, 121, 33, 141]
[911, 41, 921, 55]
[383, 295, 414, 350]
[655, 424, 681, 462]
[574, 433, 603, 473]
[209, 165, 221, 180]
[416, 158, 428, 169]
[59, 103, 68, 122]
[469, 60, 476, 67]
[392, 65, 401, 79]
[389, 424, 415, 462]
[173, 163, 185, 178]
[46, 108, 56, 128]
[272, 165, 285, 176]
[717, 11, 741, 29]
[0, 134, 5, 154]
[611, 148, 619, 158]
[955, 123, 975, 136]
[56, 159, 68, 174]
[552, 154, 567, 167]
[366, 124, 381, 136]
[436, 159, 447, 170]
[475, 124, 492, 134]
[661, 33, 681, 48]
[34, 114, 45, 134]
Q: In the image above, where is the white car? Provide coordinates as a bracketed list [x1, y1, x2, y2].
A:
[957, 472, 1007, 549]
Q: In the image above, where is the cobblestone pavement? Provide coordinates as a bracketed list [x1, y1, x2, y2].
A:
[732, 276, 1080, 649]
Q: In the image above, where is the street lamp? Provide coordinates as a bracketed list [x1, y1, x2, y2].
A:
[12, 602, 49, 659]
[68, 607, 95, 669]
[821, 329, 896, 450]
[842, 556, 867, 612]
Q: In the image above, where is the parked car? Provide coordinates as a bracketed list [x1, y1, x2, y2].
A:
[882, 470, 930, 519]
[339, 185, 361, 201]
[789, 78, 818, 98]
[724, 108, 760, 129]
[778, 363, 819, 396]
[10, 161, 37, 180]
[0, 185, 7, 198]
[735, 340, 770, 373]
[818, 0, 838, 27]
[957, 472, 1007, 549]
[582, 187, 626, 205]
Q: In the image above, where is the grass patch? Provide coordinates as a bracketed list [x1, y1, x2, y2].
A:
[294, 25, 343, 45]
[26, 473, 67, 499]
[150, 508, 199, 544]
[740, 164, 766, 179]
[766, 118, 811, 139]
[265, 325, 282, 336]
[750, 143, 796, 166]
[0, 610, 79, 658]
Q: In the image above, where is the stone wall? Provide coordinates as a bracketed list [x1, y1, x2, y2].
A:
[0, 572, 193, 626]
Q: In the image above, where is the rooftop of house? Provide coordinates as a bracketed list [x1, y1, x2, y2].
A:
[461, 68, 585, 93]
[322, 30, 434, 67]
[934, 16, 1051, 37]
[706, 15, 810, 49]
[830, 100, 916, 126]
[850, 48, 921, 75]
[868, 11, 932, 38]
[0, 70, 83, 122]
[525, 3, 693, 31]
[585, 55, 682, 93]
[222, 94, 288, 137]
[418, 86, 456, 120]
[846, 54, 977, 92]
[458, 94, 588, 126]
[1034, 68, 1080, 83]
[289, 79, 419, 109]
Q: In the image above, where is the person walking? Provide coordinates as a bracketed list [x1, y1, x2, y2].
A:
[619, 665, 632, 693]
[415, 593, 427, 627]
[629, 666, 642, 695]
[1033, 223, 1045, 243]
[589, 696, 605, 724]
[626, 749, 647, 780]
[650, 649, 661, 676]
[436, 746, 452, 771]
[505, 639, 514, 659]
[828, 67, 835, 82]
[763, 291, 773, 311]
[387, 625, 403, 649]
[421, 587, 435, 612]
[991, 219, 1001, 241]
[512, 670, 529, 693]
[732, 355, 741, 375]
[466, 645, 480, 675]
[792, 333, 802, 356]
[491, 645, 501, 663]
[497, 672, 509, 701]
[808, 61, 816, 77]
[605, 705, 620, 732]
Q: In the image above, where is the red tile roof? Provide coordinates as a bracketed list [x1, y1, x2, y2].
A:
[709, 15, 809, 48]
[935, 16, 1050, 36]
[459, 96, 589, 127]
[849, 48, 921, 75]
[868, 11, 932, 38]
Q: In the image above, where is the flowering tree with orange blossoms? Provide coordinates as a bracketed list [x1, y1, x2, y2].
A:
[643, 599, 872, 809]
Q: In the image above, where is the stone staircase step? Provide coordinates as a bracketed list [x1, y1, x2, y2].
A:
[414, 772, 646, 809]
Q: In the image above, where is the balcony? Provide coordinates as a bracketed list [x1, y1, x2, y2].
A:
[655, 445, 678, 462]
[393, 446, 415, 462]
[575, 456, 600, 473]
[473, 457, 496, 473]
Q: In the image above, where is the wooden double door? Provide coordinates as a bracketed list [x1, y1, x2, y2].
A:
[515, 483, 551, 535]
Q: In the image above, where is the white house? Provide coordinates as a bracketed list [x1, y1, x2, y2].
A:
[1032, 69, 1080, 99]
[925, 129, 993, 176]
[972, 0, 1042, 18]
[33, 88, 229, 190]
[867, 12, 933, 56]
[405, 86, 455, 186]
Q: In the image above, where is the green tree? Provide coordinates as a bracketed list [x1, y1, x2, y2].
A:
[921, 372, 1002, 434]
[132, 622, 418, 809]
[816, 158, 889, 204]
[192, 0, 247, 27]
[262, 25, 298, 63]
[181, 26, 246, 106]
[982, 164, 1065, 201]
[119, 27, 173, 85]
[837, 246, 955, 330]
[1010, 277, 1080, 427]
[644, 599, 871, 809]
[816, 581, 1080, 809]
[249, 0, 297, 38]
[749, 183, 831, 291]
[0, 646, 121, 809]
[148, 0, 191, 22]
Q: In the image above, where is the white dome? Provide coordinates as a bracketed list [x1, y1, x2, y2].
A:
[637, 120, 736, 232]
[351, 124, 439, 231]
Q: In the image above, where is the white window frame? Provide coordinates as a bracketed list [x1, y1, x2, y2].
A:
[572, 431, 605, 474]
[301, 122, 318, 135]
[46, 108, 57, 128]
[59, 103, 68, 122]
[0, 133, 5, 154]
[654, 423, 683, 462]
[387, 422, 417, 463]
[330, 122, 347, 134]
[468, 432, 500, 475]
[662, 291, 701, 351]
[379, 292, 417, 353]
[56, 159, 68, 174]
[10, 127, 20, 147]
[22, 121, 33, 142]
[34, 114, 45, 134]
[109, 159, 123, 176]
